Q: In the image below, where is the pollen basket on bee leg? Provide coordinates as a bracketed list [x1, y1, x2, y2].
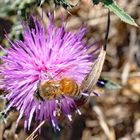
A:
[59, 78, 81, 99]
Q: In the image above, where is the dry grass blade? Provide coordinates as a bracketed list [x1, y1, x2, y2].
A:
[26, 121, 45, 140]
[93, 106, 116, 140]
[81, 47, 106, 93]
[90, 100, 116, 140]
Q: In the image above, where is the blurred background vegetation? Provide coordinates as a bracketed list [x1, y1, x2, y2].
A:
[0, 0, 140, 140]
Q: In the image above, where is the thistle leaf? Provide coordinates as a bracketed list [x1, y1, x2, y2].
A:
[102, 0, 139, 27]
[92, 0, 139, 27]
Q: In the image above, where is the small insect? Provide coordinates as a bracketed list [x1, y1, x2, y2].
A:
[34, 77, 81, 100]
[97, 78, 121, 90]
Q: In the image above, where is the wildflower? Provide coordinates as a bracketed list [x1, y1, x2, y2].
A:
[0, 14, 97, 130]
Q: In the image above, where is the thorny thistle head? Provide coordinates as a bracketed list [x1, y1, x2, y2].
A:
[0, 14, 99, 130]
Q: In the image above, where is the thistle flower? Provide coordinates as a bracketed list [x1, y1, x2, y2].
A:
[0, 14, 97, 130]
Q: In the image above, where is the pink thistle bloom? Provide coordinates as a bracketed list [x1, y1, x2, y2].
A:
[0, 15, 98, 130]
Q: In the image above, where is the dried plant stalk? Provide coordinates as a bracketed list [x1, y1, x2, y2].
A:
[81, 47, 106, 93]
[26, 121, 45, 140]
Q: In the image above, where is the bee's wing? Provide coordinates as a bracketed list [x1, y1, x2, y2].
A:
[81, 47, 106, 93]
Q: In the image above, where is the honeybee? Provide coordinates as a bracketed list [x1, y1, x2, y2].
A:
[34, 77, 81, 101]
[34, 48, 106, 101]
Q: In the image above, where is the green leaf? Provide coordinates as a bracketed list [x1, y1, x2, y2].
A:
[101, 0, 139, 27]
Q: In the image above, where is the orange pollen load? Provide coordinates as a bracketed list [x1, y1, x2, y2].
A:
[59, 78, 78, 96]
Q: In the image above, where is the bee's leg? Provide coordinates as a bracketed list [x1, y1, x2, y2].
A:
[55, 98, 61, 117]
